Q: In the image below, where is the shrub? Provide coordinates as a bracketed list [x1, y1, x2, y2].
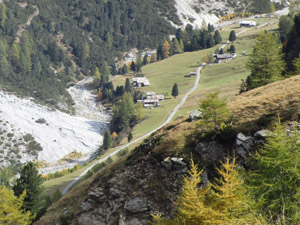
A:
[117, 148, 129, 157]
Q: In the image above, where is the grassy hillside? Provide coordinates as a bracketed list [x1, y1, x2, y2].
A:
[36, 72, 300, 224]
[43, 16, 278, 198]
[229, 75, 300, 132]
[175, 17, 279, 117]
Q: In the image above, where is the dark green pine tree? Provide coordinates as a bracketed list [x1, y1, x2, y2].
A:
[245, 32, 284, 90]
[157, 43, 163, 61]
[229, 30, 236, 42]
[136, 52, 142, 72]
[246, 120, 300, 222]
[208, 23, 214, 32]
[176, 28, 183, 41]
[100, 61, 110, 77]
[200, 29, 209, 49]
[13, 162, 46, 218]
[206, 34, 215, 48]
[125, 78, 132, 93]
[103, 129, 112, 150]
[128, 132, 133, 142]
[191, 35, 198, 51]
[214, 30, 222, 44]
[143, 53, 148, 65]
[172, 38, 183, 54]
[130, 60, 136, 71]
[172, 83, 179, 98]
[219, 48, 224, 54]
[229, 45, 236, 53]
[122, 64, 128, 74]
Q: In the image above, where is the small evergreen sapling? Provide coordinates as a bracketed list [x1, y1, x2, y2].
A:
[198, 90, 229, 131]
[125, 78, 132, 93]
[229, 30, 236, 42]
[103, 129, 112, 150]
[229, 44, 236, 53]
[171, 83, 179, 98]
[128, 132, 133, 142]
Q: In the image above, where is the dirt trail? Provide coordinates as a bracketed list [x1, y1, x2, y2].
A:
[62, 65, 204, 195]
[15, 5, 39, 43]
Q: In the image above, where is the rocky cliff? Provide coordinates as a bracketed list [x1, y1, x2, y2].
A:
[35, 115, 269, 225]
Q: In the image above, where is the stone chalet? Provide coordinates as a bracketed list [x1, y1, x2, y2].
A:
[189, 72, 196, 77]
[137, 92, 164, 108]
[145, 92, 164, 101]
[214, 53, 236, 63]
[132, 77, 150, 87]
[239, 21, 256, 28]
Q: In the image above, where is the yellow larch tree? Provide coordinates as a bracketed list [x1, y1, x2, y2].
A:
[209, 158, 263, 225]
[152, 158, 264, 225]
[153, 160, 211, 225]
[0, 185, 33, 225]
[175, 160, 211, 224]
[162, 40, 170, 59]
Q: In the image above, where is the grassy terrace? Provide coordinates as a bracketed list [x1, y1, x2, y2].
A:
[44, 16, 278, 197]
[175, 16, 279, 117]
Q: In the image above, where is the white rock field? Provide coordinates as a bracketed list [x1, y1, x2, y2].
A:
[175, 0, 220, 27]
[0, 78, 111, 173]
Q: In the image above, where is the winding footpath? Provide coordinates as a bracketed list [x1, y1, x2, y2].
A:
[16, 5, 40, 43]
[220, 22, 268, 50]
[62, 65, 203, 195]
[61, 20, 272, 195]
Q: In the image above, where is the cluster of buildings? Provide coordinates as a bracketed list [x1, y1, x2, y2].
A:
[214, 21, 256, 64]
[132, 77, 164, 108]
[137, 92, 164, 108]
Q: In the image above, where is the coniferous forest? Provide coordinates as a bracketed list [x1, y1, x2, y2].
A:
[0, 0, 174, 108]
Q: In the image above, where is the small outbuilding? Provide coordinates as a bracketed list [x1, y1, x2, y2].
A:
[189, 72, 196, 77]
[214, 53, 236, 63]
[239, 21, 256, 27]
[132, 77, 150, 87]
[143, 99, 160, 108]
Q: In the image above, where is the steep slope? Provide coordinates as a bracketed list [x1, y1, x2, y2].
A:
[35, 75, 300, 225]
[0, 78, 110, 174]
[170, 0, 287, 27]
[229, 75, 300, 132]
[0, 0, 174, 108]
[0, 0, 175, 173]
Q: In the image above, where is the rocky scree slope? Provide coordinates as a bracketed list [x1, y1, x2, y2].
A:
[161, 0, 285, 27]
[0, 78, 110, 174]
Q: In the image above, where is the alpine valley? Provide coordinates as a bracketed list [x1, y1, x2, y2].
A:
[1, 0, 300, 224]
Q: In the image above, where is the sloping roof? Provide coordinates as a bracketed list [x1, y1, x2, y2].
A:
[132, 77, 150, 86]
[145, 91, 156, 96]
[239, 21, 256, 26]
[214, 54, 234, 59]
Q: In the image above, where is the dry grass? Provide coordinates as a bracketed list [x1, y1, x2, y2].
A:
[153, 115, 197, 155]
[229, 75, 300, 132]
[36, 75, 300, 224]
